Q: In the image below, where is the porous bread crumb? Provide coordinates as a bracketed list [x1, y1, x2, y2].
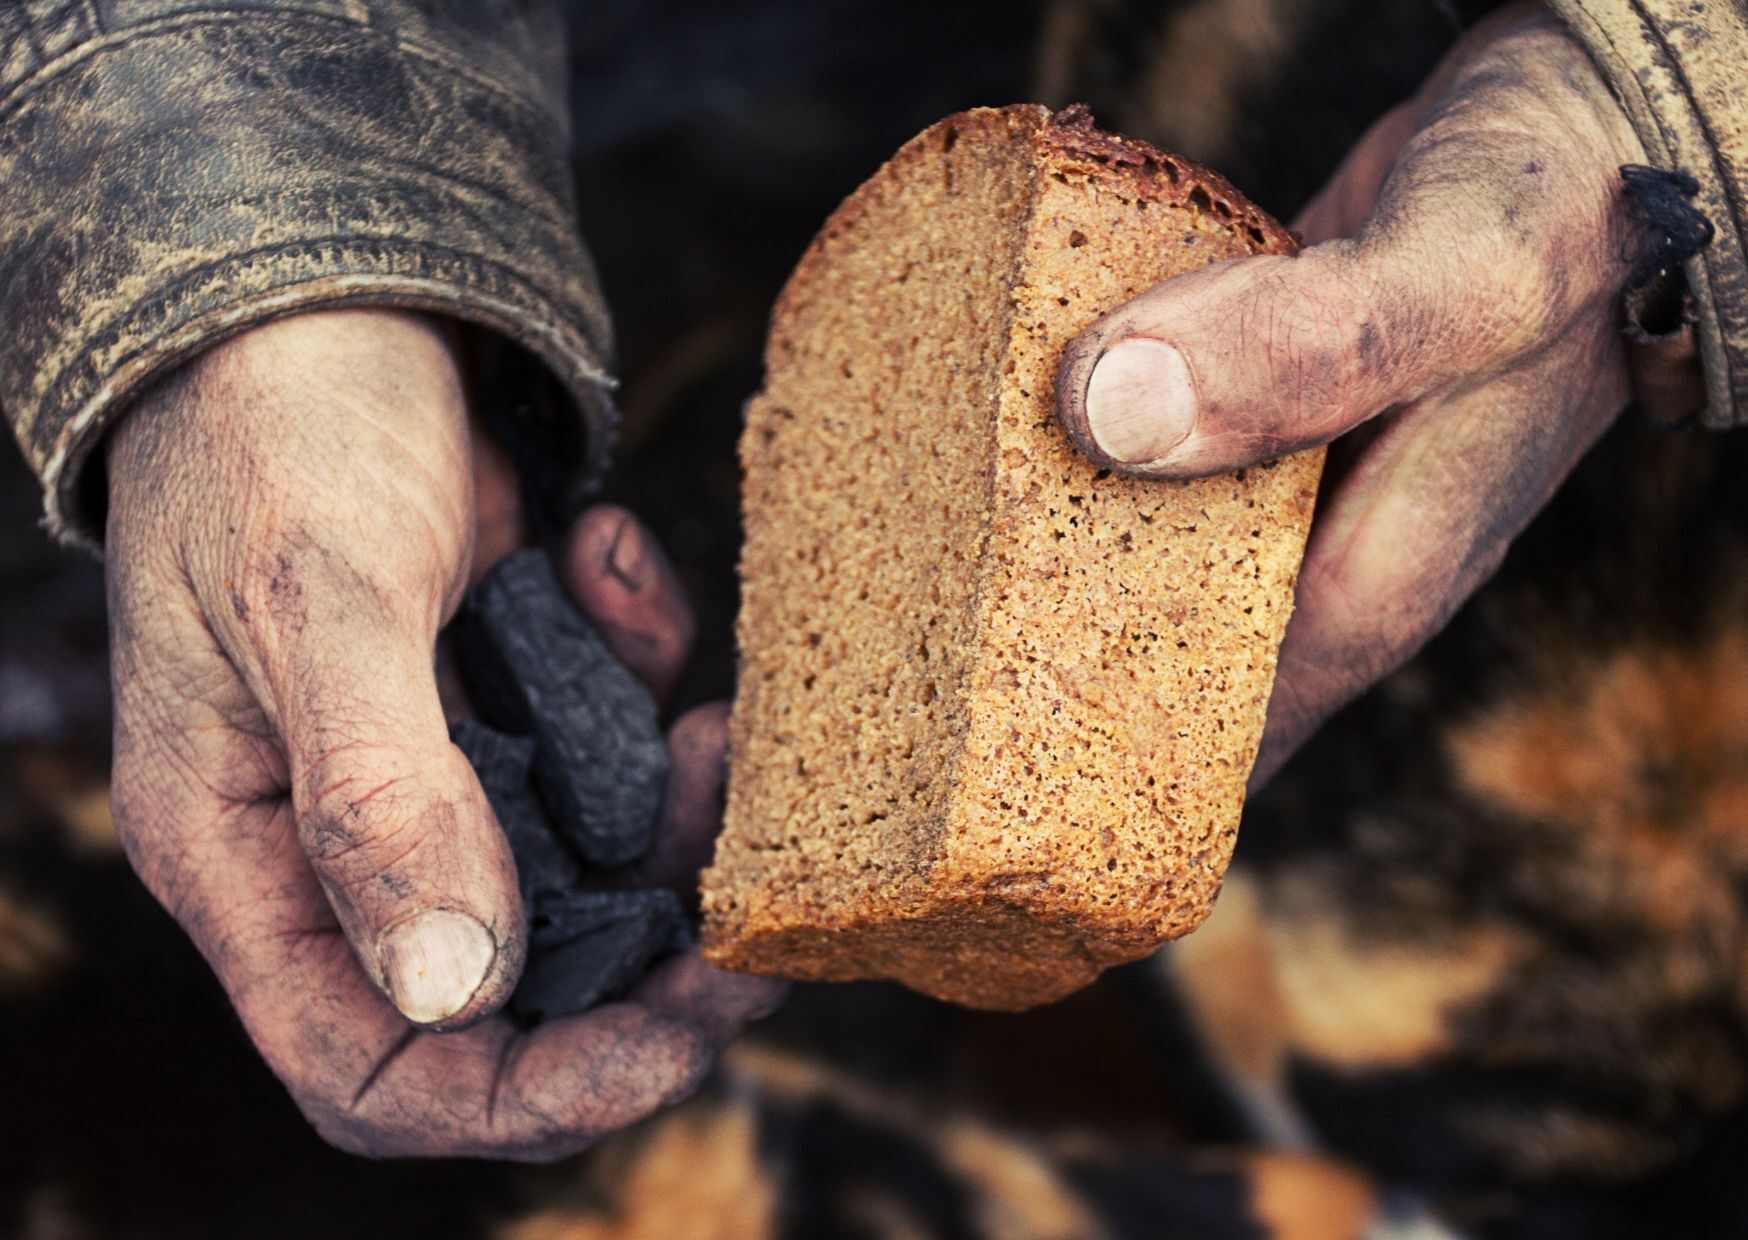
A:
[701, 105, 1322, 1010]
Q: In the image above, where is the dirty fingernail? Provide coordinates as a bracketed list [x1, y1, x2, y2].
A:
[380, 910, 496, 1024]
[606, 516, 648, 590]
[1084, 338, 1198, 467]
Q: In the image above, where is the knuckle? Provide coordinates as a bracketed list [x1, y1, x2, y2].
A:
[302, 815, 434, 904]
[1370, 122, 1625, 372]
[291, 745, 504, 923]
[1469, 224, 1579, 354]
[108, 789, 213, 936]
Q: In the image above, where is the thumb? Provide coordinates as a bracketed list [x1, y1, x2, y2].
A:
[1054, 45, 1633, 482]
[1054, 238, 1484, 479]
[270, 582, 524, 1029]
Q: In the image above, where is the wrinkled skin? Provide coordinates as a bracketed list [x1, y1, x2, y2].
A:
[106, 309, 782, 1159]
[1056, 6, 1648, 784]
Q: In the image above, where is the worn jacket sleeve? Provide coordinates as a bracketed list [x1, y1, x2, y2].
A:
[0, 1, 616, 548]
[1548, 0, 1748, 430]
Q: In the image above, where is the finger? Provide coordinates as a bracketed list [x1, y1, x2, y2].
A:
[1248, 322, 1629, 786]
[327, 999, 719, 1160]
[254, 553, 525, 1029]
[325, 956, 779, 1160]
[598, 702, 730, 895]
[630, 952, 787, 1044]
[1056, 21, 1641, 480]
[561, 505, 695, 705]
[410, 949, 788, 1160]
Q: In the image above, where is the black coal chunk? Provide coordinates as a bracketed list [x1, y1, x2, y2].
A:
[455, 550, 668, 867]
[450, 721, 582, 910]
[511, 889, 695, 1022]
[448, 555, 694, 1024]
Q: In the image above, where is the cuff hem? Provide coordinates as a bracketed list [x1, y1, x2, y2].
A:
[36, 241, 618, 552]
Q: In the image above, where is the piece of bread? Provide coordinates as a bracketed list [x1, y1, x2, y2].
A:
[700, 104, 1322, 1010]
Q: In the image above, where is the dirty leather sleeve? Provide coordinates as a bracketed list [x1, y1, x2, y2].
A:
[1548, 0, 1748, 430]
[0, 1, 616, 549]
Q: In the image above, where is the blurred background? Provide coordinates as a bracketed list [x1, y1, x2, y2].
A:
[7, 1, 1748, 1237]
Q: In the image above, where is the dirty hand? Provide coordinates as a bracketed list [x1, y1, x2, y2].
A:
[1056, 7, 1648, 783]
[105, 308, 780, 1158]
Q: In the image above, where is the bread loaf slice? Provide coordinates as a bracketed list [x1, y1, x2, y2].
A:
[700, 105, 1322, 1010]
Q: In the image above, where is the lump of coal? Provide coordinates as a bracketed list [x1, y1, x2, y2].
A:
[451, 721, 582, 910]
[448, 554, 696, 1022]
[455, 550, 668, 867]
[511, 889, 695, 1022]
